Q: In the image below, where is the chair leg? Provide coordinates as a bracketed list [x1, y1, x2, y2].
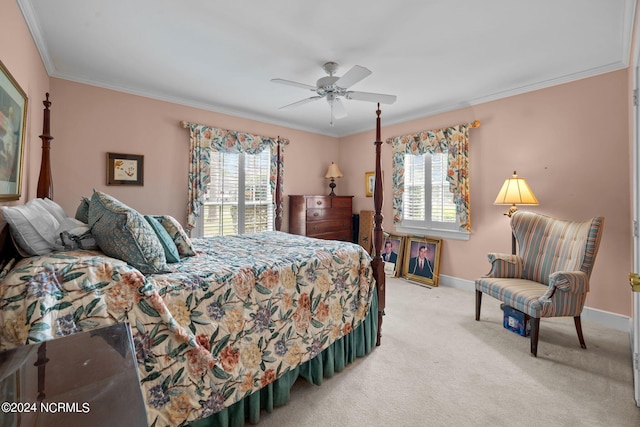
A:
[475, 291, 482, 321]
[530, 317, 540, 357]
[574, 316, 587, 349]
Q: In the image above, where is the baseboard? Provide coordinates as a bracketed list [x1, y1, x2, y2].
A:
[439, 274, 632, 333]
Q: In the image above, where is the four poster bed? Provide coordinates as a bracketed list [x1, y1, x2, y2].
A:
[0, 95, 387, 426]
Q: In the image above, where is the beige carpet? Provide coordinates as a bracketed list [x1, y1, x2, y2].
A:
[256, 277, 640, 427]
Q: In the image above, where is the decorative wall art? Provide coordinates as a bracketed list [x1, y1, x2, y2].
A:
[0, 60, 27, 201]
[107, 152, 144, 186]
[365, 171, 383, 197]
[402, 236, 442, 287]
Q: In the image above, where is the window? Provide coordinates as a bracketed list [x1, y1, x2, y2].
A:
[399, 151, 464, 238]
[198, 150, 273, 237]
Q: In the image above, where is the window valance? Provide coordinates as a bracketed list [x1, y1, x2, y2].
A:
[386, 120, 479, 232]
[180, 121, 289, 233]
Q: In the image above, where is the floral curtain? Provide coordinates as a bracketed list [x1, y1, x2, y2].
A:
[385, 121, 478, 232]
[180, 121, 288, 233]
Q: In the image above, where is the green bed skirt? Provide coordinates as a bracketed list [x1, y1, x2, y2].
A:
[189, 286, 379, 427]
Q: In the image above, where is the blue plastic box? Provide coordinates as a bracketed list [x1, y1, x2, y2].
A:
[503, 305, 530, 337]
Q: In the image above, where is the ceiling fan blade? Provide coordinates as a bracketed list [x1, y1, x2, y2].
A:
[279, 96, 323, 110]
[329, 97, 347, 119]
[346, 91, 397, 104]
[334, 65, 371, 89]
[271, 78, 317, 91]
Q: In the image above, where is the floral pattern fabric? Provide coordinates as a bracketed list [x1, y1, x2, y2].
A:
[0, 231, 374, 426]
[386, 122, 475, 231]
[180, 121, 288, 234]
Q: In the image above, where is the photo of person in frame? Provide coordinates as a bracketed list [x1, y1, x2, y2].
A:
[407, 242, 435, 279]
[381, 239, 399, 263]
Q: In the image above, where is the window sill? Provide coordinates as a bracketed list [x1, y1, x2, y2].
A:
[394, 225, 470, 241]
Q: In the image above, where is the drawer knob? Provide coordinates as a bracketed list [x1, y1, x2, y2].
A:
[313, 212, 319, 217]
[317, 201, 322, 205]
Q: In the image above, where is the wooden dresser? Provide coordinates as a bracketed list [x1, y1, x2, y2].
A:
[289, 195, 353, 242]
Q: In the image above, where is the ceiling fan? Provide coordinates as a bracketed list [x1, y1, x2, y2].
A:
[272, 61, 397, 125]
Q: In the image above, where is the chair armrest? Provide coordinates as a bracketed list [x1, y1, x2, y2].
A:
[484, 253, 523, 278]
[546, 271, 589, 295]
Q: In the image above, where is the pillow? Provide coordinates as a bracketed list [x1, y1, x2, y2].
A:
[1, 199, 64, 255]
[57, 219, 99, 251]
[75, 197, 90, 224]
[37, 198, 68, 225]
[88, 191, 168, 274]
[151, 215, 196, 257]
[144, 215, 180, 263]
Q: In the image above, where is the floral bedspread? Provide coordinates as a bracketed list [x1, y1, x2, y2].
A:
[0, 231, 374, 426]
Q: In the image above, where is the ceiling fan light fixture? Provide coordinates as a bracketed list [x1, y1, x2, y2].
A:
[272, 61, 397, 125]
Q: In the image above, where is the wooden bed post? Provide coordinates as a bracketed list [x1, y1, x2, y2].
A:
[275, 137, 283, 231]
[37, 93, 53, 199]
[372, 105, 386, 346]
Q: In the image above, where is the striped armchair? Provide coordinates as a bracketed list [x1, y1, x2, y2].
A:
[475, 211, 604, 357]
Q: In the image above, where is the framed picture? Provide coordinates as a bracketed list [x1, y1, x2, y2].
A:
[365, 171, 383, 197]
[107, 152, 144, 185]
[0, 60, 28, 201]
[381, 234, 405, 277]
[402, 236, 442, 287]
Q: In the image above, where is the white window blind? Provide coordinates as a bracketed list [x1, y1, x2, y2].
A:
[402, 151, 458, 230]
[201, 150, 273, 237]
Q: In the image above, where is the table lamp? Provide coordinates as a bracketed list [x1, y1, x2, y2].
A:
[494, 171, 539, 253]
[325, 162, 343, 196]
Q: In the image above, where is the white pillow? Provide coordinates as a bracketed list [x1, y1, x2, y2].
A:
[1, 199, 64, 256]
[37, 198, 68, 225]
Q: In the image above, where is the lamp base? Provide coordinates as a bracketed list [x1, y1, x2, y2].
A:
[329, 179, 336, 196]
[504, 205, 518, 217]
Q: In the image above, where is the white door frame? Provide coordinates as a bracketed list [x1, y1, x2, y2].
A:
[633, 15, 640, 407]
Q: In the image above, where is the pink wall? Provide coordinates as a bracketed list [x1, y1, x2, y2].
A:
[1, 0, 635, 317]
[340, 70, 632, 316]
[49, 78, 338, 228]
[0, 0, 50, 203]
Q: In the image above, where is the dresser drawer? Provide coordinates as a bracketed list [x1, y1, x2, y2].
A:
[331, 197, 352, 209]
[307, 208, 351, 221]
[306, 218, 351, 235]
[310, 230, 353, 241]
[305, 196, 352, 209]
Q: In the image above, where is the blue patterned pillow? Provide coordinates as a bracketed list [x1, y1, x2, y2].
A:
[88, 191, 168, 273]
[75, 197, 90, 224]
[144, 215, 180, 263]
[151, 215, 196, 257]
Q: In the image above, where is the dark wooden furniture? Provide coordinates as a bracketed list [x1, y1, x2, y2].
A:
[37, 93, 53, 199]
[289, 195, 353, 242]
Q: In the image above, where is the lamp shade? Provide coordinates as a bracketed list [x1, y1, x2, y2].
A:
[324, 162, 344, 179]
[494, 171, 539, 205]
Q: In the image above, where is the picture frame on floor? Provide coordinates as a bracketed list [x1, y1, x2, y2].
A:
[381, 234, 405, 277]
[402, 236, 442, 287]
[0, 60, 28, 202]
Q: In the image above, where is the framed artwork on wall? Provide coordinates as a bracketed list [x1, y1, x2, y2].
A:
[381, 234, 405, 277]
[107, 152, 144, 186]
[0, 60, 28, 202]
[402, 236, 442, 287]
[365, 171, 383, 197]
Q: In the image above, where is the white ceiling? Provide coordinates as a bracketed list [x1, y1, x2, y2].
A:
[17, 0, 637, 138]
